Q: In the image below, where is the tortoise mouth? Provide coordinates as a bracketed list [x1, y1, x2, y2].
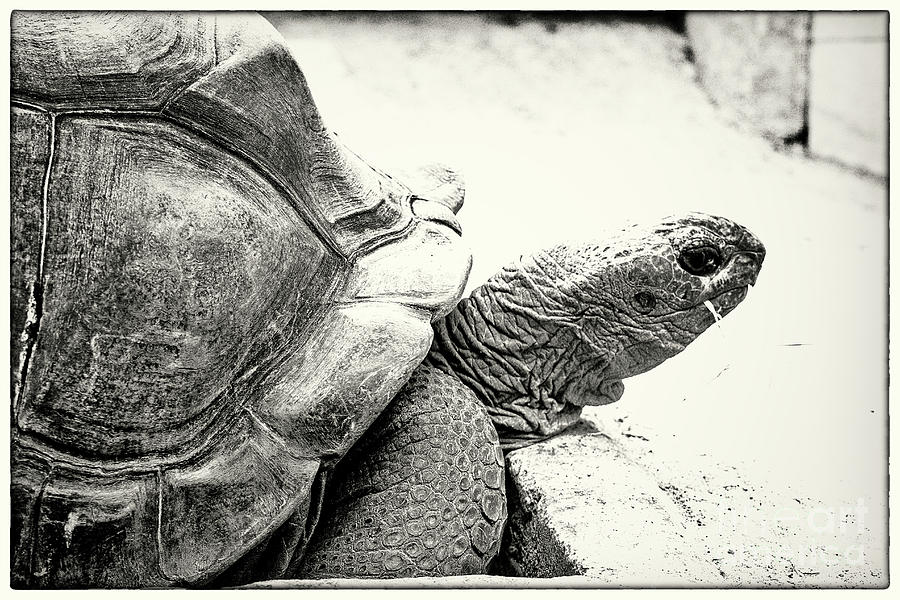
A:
[675, 283, 753, 338]
[706, 284, 749, 316]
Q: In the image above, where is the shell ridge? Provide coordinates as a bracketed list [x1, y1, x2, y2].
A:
[13, 394, 244, 476]
[154, 468, 179, 583]
[13, 111, 55, 427]
[27, 467, 54, 585]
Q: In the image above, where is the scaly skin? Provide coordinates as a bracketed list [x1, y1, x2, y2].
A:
[296, 213, 765, 578]
[295, 365, 506, 578]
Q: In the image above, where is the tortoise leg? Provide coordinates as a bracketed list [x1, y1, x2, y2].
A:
[290, 364, 507, 579]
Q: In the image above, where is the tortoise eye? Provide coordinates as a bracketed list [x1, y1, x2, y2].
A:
[678, 246, 722, 276]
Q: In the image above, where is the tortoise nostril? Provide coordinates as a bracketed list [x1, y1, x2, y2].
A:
[740, 230, 766, 259]
[738, 251, 764, 268]
[632, 291, 657, 314]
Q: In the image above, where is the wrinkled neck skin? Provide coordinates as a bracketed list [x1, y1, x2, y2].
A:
[425, 249, 677, 450]
[425, 213, 766, 450]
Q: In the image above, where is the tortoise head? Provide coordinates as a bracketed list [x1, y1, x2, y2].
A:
[569, 212, 766, 382]
[428, 212, 765, 444]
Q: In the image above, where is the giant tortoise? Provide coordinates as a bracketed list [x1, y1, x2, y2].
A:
[10, 11, 765, 588]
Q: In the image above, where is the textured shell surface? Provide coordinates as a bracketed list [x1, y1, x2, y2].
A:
[10, 11, 471, 588]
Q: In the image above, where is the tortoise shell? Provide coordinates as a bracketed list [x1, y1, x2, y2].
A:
[10, 11, 471, 587]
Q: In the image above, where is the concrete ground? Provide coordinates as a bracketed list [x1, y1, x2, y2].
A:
[264, 12, 887, 587]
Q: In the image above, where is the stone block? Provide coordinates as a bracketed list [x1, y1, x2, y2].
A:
[497, 414, 887, 587]
[812, 12, 887, 41]
[499, 424, 720, 584]
[808, 13, 887, 176]
[685, 12, 810, 141]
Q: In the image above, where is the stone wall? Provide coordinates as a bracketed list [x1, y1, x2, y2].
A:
[685, 12, 810, 142]
[686, 11, 888, 177]
[808, 12, 888, 176]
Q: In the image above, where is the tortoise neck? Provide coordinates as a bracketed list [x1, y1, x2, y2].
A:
[424, 269, 602, 441]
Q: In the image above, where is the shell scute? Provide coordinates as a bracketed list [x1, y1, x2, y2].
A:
[16, 115, 337, 462]
[11, 11, 216, 110]
[158, 412, 320, 584]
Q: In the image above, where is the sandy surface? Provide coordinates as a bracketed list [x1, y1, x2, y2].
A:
[265, 12, 887, 586]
